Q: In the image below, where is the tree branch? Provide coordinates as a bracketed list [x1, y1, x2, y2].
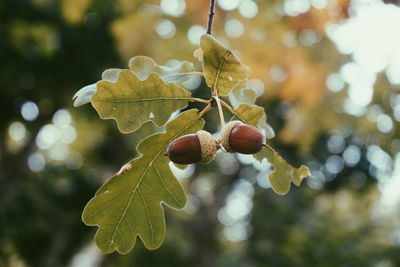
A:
[206, 0, 216, 35]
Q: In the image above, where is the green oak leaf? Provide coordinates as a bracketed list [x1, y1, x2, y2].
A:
[92, 70, 192, 134]
[130, 121, 160, 145]
[129, 56, 194, 83]
[200, 34, 250, 96]
[230, 104, 275, 139]
[73, 57, 194, 107]
[172, 162, 189, 170]
[254, 146, 310, 195]
[73, 68, 121, 107]
[82, 109, 205, 254]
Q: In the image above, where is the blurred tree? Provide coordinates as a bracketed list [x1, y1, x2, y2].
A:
[1, 0, 399, 266]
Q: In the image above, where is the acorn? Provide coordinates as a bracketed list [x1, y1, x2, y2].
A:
[166, 130, 218, 164]
[219, 121, 266, 154]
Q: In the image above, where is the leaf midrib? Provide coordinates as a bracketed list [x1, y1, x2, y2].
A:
[106, 111, 203, 250]
[93, 97, 193, 103]
[213, 49, 231, 92]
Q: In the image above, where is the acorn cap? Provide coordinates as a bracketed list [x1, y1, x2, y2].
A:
[197, 130, 218, 164]
[218, 121, 242, 153]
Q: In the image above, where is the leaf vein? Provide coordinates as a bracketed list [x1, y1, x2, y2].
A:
[154, 162, 180, 205]
[213, 50, 231, 92]
[138, 188, 154, 246]
[85, 189, 133, 222]
[101, 110, 202, 250]
[93, 97, 193, 103]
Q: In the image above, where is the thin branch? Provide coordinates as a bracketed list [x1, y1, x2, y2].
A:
[207, 0, 216, 35]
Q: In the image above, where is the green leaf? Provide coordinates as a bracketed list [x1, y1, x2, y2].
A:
[172, 162, 189, 170]
[73, 69, 121, 107]
[130, 121, 160, 144]
[254, 146, 310, 195]
[82, 109, 205, 254]
[230, 104, 275, 139]
[92, 70, 192, 134]
[129, 56, 194, 84]
[200, 34, 250, 96]
[231, 103, 264, 127]
[73, 57, 194, 107]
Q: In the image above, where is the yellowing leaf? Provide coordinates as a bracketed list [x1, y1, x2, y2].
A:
[200, 34, 250, 96]
[129, 56, 194, 84]
[231, 104, 264, 127]
[82, 109, 205, 254]
[193, 48, 203, 62]
[254, 146, 310, 195]
[230, 104, 275, 139]
[73, 57, 194, 107]
[92, 70, 192, 134]
[73, 68, 122, 107]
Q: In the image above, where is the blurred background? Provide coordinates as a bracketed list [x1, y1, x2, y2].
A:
[1, 0, 400, 266]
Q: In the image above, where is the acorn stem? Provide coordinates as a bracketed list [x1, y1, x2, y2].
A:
[213, 93, 225, 127]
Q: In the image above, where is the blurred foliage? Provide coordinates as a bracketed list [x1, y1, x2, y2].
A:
[1, 0, 400, 266]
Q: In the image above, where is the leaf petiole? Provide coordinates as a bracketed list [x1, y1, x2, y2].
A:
[220, 99, 236, 114]
[189, 97, 211, 104]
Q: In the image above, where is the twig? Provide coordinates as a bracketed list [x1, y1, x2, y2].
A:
[207, 0, 216, 35]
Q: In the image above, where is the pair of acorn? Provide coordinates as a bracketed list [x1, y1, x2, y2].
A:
[166, 121, 266, 164]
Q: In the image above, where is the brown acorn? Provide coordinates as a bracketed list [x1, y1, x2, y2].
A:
[166, 130, 218, 164]
[219, 121, 266, 154]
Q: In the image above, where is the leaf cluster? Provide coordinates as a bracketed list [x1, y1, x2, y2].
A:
[73, 34, 310, 254]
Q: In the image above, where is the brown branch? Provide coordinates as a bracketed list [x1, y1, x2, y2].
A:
[206, 0, 216, 35]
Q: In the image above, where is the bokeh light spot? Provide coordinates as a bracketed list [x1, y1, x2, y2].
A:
[376, 114, 393, 133]
[225, 19, 244, 39]
[21, 101, 39, 121]
[218, 0, 241, 11]
[28, 152, 46, 172]
[155, 19, 176, 39]
[160, 0, 185, 17]
[187, 25, 206, 45]
[8, 122, 27, 142]
[239, 0, 258, 19]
